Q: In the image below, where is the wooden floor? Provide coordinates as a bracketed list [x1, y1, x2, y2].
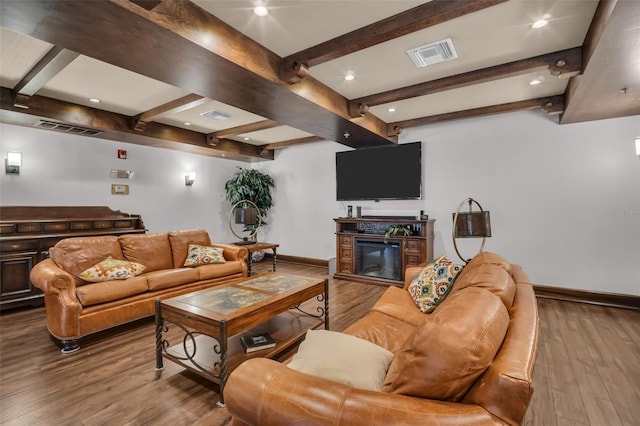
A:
[1, 261, 638, 425]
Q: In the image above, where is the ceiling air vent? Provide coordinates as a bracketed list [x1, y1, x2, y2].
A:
[200, 109, 232, 121]
[407, 38, 458, 68]
[34, 120, 103, 136]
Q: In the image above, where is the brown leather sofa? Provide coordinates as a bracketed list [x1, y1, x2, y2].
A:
[30, 229, 248, 353]
[225, 252, 539, 426]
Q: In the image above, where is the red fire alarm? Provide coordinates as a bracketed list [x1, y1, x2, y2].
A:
[117, 149, 127, 159]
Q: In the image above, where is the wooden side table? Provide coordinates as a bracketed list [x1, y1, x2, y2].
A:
[237, 242, 279, 276]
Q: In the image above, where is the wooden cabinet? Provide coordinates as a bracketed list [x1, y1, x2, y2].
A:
[0, 206, 146, 310]
[334, 217, 434, 287]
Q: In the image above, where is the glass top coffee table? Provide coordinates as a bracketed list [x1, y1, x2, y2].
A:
[154, 272, 328, 406]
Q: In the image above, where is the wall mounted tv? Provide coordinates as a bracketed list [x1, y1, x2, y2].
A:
[336, 141, 422, 201]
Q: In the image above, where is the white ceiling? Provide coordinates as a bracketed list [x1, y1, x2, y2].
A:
[0, 0, 613, 155]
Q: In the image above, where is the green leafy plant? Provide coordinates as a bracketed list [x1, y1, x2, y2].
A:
[384, 224, 412, 243]
[224, 167, 275, 232]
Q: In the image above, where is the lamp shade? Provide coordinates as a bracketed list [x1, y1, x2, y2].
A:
[7, 152, 21, 167]
[453, 211, 492, 238]
[235, 207, 257, 225]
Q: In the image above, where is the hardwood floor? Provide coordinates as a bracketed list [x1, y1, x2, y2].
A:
[1, 261, 638, 425]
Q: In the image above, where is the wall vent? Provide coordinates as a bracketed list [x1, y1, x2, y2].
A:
[407, 38, 458, 68]
[34, 120, 103, 136]
[200, 109, 232, 121]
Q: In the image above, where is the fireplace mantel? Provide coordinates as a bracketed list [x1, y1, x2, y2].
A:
[333, 217, 435, 287]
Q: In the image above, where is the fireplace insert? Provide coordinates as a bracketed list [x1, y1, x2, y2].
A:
[355, 239, 402, 281]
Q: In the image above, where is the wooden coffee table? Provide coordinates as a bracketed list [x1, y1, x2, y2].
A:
[154, 273, 328, 406]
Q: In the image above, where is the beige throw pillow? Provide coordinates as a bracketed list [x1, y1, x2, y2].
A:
[287, 329, 394, 391]
[79, 257, 146, 282]
[183, 244, 226, 267]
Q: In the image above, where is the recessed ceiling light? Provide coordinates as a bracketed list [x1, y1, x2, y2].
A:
[388, 107, 396, 112]
[89, 98, 101, 103]
[529, 79, 542, 86]
[184, 122, 191, 126]
[532, 19, 548, 29]
[253, 6, 268, 16]
[344, 73, 355, 81]
[243, 137, 251, 141]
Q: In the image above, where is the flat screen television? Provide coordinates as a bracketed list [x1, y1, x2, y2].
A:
[336, 141, 422, 201]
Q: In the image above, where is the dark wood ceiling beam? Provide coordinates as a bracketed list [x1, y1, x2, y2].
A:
[259, 136, 325, 156]
[11, 45, 79, 108]
[0, 0, 394, 149]
[349, 48, 582, 117]
[116, 0, 396, 148]
[129, 93, 207, 131]
[281, 0, 508, 83]
[211, 120, 279, 139]
[0, 87, 272, 161]
[388, 95, 565, 132]
[561, 0, 640, 123]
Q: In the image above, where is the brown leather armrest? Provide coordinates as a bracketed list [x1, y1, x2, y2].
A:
[210, 243, 248, 262]
[225, 358, 506, 425]
[29, 258, 77, 296]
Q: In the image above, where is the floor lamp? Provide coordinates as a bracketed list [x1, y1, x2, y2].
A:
[452, 198, 492, 264]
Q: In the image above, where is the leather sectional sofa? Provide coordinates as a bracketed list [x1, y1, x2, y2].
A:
[30, 229, 248, 353]
[225, 252, 539, 425]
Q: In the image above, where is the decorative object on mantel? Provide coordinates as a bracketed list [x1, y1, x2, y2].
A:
[225, 168, 275, 247]
[451, 198, 492, 263]
[383, 224, 413, 243]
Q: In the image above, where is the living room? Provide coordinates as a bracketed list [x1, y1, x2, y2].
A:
[1, 0, 639, 425]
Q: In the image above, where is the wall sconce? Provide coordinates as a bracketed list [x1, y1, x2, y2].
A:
[635, 136, 640, 158]
[185, 171, 197, 186]
[5, 152, 22, 174]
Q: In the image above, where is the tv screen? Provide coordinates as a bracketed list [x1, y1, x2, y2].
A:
[336, 141, 422, 201]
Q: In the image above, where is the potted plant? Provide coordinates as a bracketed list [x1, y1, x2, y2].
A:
[384, 224, 413, 244]
[225, 167, 275, 247]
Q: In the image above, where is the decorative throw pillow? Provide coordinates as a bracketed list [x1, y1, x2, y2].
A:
[287, 329, 394, 391]
[79, 256, 146, 283]
[407, 254, 463, 313]
[183, 244, 226, 267]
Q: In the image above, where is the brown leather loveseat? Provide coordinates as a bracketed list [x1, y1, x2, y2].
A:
[225, 252, 539, 425]
[30, 229, 248, 353]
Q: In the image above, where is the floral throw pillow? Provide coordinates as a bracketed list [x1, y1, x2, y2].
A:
[183, 244, 226, 267]
[79, 256, 146, 283]
[407, 254, 463, 313]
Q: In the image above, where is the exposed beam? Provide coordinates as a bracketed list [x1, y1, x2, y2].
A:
[561, 0, 640, 123]
[0, 87, 272, 162]
[388, 95, 565, 131]
[129, 93, 207, 131]
[281, 0, 507, 83]
[349, 47, 582, 117]
[0, 0, 395, 150]
[259, 136, 325, 156]
[11, 45, 79, 108]
[211, 120, 279, 139]
[112, 0, 395, 148]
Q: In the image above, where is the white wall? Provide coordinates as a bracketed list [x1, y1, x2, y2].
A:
[0, 123, 244, 241]
[2, 111, 639, 296]
[259, 111, 640, 296]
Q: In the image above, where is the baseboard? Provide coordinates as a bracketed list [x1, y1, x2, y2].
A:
[263, 253, 328, 267]
[533, 284, 640, 311]
[262, 254, 640, 311]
